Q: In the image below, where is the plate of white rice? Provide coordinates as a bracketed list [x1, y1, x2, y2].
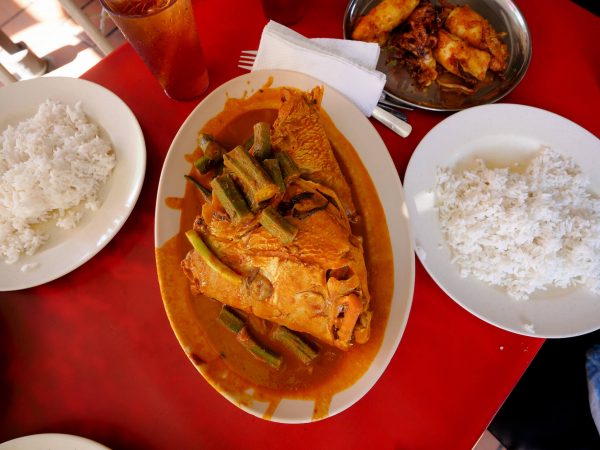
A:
[404, 104, 600, 338]
[0, 77, 145, 291]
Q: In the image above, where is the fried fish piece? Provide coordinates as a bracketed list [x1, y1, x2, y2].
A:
[182, 179, 371, 350]
[352, 0, 420, 45]
[445, 5, 508, 72]
[434, 29, 491, 82]
[271, 87, 357, 220]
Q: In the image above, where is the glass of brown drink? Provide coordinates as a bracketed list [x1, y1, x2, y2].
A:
[100, 0, 209, 100]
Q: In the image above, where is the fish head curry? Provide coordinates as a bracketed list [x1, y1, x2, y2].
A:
[156, 84, 394, 420]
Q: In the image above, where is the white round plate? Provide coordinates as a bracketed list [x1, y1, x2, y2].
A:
[0, 77, 145, 291]
[404, 103, 600, 338]
[0, 433, 109, 450]
[155, 69, 414, 422]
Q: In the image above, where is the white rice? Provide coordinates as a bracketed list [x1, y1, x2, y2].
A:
[0, 99, 116, 264]
[435, 146, 600, 300]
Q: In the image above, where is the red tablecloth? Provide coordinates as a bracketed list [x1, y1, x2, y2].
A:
[1, 1, 598, 448]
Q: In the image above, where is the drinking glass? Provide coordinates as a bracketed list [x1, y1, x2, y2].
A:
[100, 0, 209, 100]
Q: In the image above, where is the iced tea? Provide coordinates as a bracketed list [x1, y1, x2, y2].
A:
[101, 0, 209, 100]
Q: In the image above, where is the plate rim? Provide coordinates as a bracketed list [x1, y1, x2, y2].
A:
[154, 68, 415, 422]
[0, 76, 146, 291]
[0, 433, 110, 450]
[404, 102, 600, 338]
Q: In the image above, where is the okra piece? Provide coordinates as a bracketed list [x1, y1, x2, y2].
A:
[218, 305, 245, 334]
[217, 306, 281, 369]
[194, 155, 213, 174]
[185, 230, 242, 286]
[275, 152, 300, 183]
[259, 206, 298, 244]
[184, 174, 212, 202]
[237, 326, 282, 370]
[198, 133, 212, 148]
[242, 135, 254, 152]
[272, 325, 319, 365]
[223, 146, 279, 208]
[252, 122, 272, 160]
[198, 133, 227, 161]
[262, 158, 285, 192]
[210, 174, 252, 225]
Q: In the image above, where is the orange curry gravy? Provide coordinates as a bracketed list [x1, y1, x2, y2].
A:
[155, 85, 394, 420]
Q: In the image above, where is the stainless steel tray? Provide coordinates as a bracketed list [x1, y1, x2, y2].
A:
[343, 0, 532, 111]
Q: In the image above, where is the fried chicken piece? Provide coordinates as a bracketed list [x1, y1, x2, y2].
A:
[445, 5, 508, 72]
[388, 1, 440, 87]
[352, 0, 420, 45]
[434, 29, 491, 82]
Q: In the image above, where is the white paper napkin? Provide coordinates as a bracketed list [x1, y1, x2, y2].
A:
[252, 21, 387, 117]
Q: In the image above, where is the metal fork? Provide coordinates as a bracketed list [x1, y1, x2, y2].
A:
[238, 50, 258, 70]
[238, 50, 413, 137]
